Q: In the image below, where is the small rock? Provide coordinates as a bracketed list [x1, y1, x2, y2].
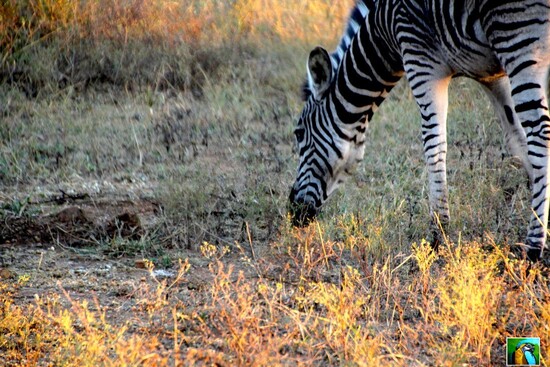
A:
[106, 212, 143, 239]
[0, 268, 15, 279]
[55, 207, 90, 224]
[135, 259, 148, 269]
[151, 269, 175, 279]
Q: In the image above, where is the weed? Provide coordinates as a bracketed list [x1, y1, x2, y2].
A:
[1, 196, 31, 217]
[102, 233, 164, 259]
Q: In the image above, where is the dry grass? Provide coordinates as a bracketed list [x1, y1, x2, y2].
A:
[1, 1, 549, 366]
[1, 0, 352, 47]
[2, 239, 548, 366]
[1, 0, 353, 96]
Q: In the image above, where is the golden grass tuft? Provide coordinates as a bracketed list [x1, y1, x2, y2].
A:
[1, 240, 549, 365]
[1, 0, 353, 60]
[1, 0, 354, 97]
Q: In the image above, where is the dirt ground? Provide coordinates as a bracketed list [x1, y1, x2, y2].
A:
[0, 165, 288, 333]
[1, 179, 202, 324]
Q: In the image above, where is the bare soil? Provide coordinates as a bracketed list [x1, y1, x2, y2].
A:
[0, 176, 279, 336]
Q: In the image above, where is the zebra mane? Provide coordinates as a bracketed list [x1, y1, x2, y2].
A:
[302, 0, 372, 101]
[331, 0, 371, 71]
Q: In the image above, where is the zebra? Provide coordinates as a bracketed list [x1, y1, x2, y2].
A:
[288, 0, 550, 261]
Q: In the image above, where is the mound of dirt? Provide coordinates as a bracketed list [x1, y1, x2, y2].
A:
[0, 196, 160, 247]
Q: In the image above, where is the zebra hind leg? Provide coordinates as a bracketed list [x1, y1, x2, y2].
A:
[482, 0, 550, 260]
[481, 78, 533, 182]
[508, 66, 550, 261]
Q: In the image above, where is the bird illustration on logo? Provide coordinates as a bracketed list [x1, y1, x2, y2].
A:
[513, 343, 537, 366]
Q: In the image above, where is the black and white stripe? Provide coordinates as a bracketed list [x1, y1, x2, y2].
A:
[289, 0, 550, 261]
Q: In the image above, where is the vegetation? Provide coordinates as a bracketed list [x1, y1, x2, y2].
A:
[1, 1, 548, 366]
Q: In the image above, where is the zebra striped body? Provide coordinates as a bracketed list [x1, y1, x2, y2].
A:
[289, 0, 550, 261]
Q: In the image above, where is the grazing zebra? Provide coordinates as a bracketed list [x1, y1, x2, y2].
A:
[288, 0, 550, 261]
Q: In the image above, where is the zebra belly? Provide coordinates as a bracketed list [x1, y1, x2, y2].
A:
[438, 21, 504, 81]
[447, 50, 505, 82]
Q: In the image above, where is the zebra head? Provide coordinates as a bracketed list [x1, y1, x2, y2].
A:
[289, 46, 366, 226]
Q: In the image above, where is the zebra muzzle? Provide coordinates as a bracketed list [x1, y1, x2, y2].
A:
[288, 188, 318, 227]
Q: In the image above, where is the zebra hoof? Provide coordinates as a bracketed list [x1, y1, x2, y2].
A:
[526, 246, 542, 263]
[511, 242, 543, 263]
[430, 230, 443, 252]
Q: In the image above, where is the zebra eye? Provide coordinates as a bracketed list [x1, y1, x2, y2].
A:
[294, 128, 305, 142]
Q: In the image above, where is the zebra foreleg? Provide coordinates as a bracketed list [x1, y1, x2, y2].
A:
[410, 75, 452, 250]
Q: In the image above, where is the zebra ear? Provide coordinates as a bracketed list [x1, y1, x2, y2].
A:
[307, 47, 332, 100]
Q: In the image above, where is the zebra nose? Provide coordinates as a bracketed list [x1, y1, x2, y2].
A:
[288, 187, 317, 227]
